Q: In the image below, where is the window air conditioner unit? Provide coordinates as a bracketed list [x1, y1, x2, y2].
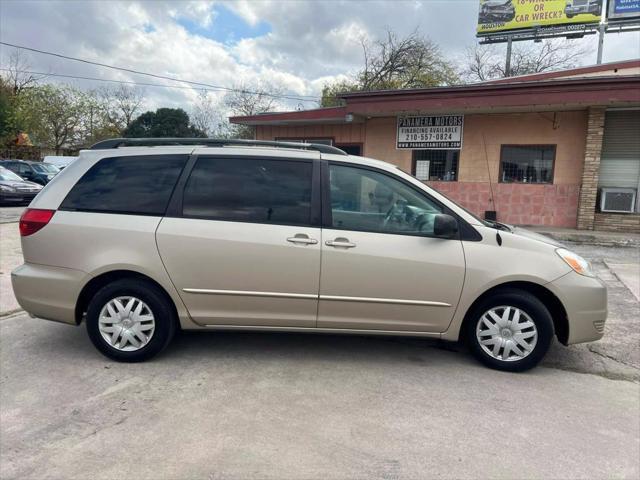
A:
[600, 188, 637, 213]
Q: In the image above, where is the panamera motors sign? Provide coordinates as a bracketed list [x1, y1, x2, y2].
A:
[397, 115, 464, 149]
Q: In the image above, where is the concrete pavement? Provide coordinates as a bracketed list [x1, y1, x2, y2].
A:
[1, 314, 639, 480]
[0, 223, 22, 315]
[0, 206, 24, 224]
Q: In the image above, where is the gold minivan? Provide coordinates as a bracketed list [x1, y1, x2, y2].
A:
[12, 139, 607, 371]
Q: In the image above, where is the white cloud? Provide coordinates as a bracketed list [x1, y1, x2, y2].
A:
[1, 0, 638, 120]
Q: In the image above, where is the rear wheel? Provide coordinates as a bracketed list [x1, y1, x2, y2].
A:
[85, 279, 176, 362]
[466, 289, 554, 372]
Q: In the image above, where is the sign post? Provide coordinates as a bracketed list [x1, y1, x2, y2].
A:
[505, 35, 513, 76]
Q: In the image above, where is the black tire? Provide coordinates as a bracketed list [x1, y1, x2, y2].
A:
[85, 279, 177, 362]
[465, 289, 554, 372]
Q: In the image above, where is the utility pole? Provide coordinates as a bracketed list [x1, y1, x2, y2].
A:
[596, 22, 606, 64]
[505, 36, 513, 77]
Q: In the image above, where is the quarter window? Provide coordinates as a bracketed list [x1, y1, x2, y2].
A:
[182, 157, 313, 226]
[61, 155, 187, 215]
[500, 145, 555, 184]
[412, 150, 459, 181]
[329, 164, 443, 236]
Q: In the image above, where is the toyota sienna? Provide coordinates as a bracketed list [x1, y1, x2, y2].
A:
[11, 138, 607, 371]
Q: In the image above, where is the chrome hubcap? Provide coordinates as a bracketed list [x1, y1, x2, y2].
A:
[98, 296, 155, 351]
[476, 306, 538, 362]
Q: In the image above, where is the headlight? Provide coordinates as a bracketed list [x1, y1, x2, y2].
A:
[556, 248, 595, 277]
[0, 185, 16, 192]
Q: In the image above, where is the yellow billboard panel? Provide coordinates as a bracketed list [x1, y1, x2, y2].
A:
[477, 0, 602, 35]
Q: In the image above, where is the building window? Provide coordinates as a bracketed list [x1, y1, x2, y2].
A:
[500, 145, 555, 184]
[412, 150, 459, 182]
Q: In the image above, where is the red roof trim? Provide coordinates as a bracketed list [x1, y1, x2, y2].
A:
[486, 59, 640, 84]
[339, 74, 638, 99]
[230, 75, 640, 125]
[230, 106, 346, 125]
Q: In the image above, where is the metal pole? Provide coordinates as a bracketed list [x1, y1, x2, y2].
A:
[596, 23, 605, 64]
[505, 35, 513, 77]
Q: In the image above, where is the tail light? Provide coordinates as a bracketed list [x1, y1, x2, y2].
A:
[19, 209, 55, 237]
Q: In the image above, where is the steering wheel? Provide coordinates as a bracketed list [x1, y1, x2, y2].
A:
[382, 200, 413, 230]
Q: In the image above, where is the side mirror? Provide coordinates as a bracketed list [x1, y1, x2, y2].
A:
[433, 214, 458, 239]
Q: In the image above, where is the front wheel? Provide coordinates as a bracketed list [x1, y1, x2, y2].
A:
[466, 289, 554, 372]
[86, 279, 177, 362]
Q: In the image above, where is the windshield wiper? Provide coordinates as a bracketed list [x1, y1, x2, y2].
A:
[485, 220, 512, 232]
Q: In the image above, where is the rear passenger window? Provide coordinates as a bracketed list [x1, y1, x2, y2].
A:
[61, 155, 187, 215]
[182, 157, 312, 226]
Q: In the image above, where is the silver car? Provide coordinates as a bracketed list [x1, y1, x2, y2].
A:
[11, 138, 607, 371]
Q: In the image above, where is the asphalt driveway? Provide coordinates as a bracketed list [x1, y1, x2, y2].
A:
[1, 316, 639, 480]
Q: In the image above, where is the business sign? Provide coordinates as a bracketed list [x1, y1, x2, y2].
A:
[608, 0, 640, 21]
[397, 115, 464, 150]
[477, 0, 602, 36]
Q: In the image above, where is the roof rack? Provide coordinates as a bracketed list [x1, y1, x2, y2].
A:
[89, 138, 348, 155]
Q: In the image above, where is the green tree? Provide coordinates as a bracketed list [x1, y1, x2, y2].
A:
[320, 29, 459, 107]
[123, 108, 205, 138]
[18, 84, 90, 154]
[0, 79, 15, 142]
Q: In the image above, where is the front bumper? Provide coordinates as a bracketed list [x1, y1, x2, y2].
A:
[548, 271, 607, 344]
[0, 192, 38, 203]
[11, 263, 89, 325]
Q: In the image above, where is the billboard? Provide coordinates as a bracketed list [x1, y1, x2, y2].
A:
[397, 116, 464, 150]
[477, 0, 602, 36]
[608, 0, 640, 21]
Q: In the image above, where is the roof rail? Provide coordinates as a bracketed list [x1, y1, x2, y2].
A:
[89, 138, 348, 155]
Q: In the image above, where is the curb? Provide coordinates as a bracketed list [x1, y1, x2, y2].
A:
[534, 231, 640, 248]
[0, 308, 24, 320]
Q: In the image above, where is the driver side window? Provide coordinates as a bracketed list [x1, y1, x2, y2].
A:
[329, 164, 442, 235]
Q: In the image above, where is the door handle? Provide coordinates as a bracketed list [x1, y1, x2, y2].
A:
[325, 237, 356, 248]
[287, 234, 318, 245]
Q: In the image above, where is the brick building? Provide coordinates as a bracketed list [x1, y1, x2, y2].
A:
[231, 60, 640, 233]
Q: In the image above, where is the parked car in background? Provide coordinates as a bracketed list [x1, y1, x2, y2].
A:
[478, 0, 516, 23]
[43, 155, 78, 170]
[0, 166, 43, 205]
[11, 138, 607, 371]
[1, 159, 60, 185]
[565, 0, 602, 18]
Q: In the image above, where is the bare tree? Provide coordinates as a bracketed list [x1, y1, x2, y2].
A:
[359, 30, 458, 90]
[321, 29, 458, 106]
[464, 40, 588, 82]
[99, 84, 145, 135]
[191, 90, 227, 137]
[3, 50, 45, 95]
[224, 82, 283, 138]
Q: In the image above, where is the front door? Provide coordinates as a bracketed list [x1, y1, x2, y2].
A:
[157, 153, 321, 327]
[318, 162, 465, 332]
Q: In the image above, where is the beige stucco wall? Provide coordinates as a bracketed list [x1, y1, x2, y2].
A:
[256, 123, 365, 145]
[257, 111, 588, 185]
[459, 111, 588, 185]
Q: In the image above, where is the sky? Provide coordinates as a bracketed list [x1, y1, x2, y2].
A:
[1, 0, 639, 116]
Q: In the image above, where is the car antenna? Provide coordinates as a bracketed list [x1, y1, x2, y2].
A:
[481, 132, 501, 246]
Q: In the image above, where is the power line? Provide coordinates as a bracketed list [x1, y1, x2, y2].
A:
[0, 41, 320, 103]
[0, 67, 285, 97]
